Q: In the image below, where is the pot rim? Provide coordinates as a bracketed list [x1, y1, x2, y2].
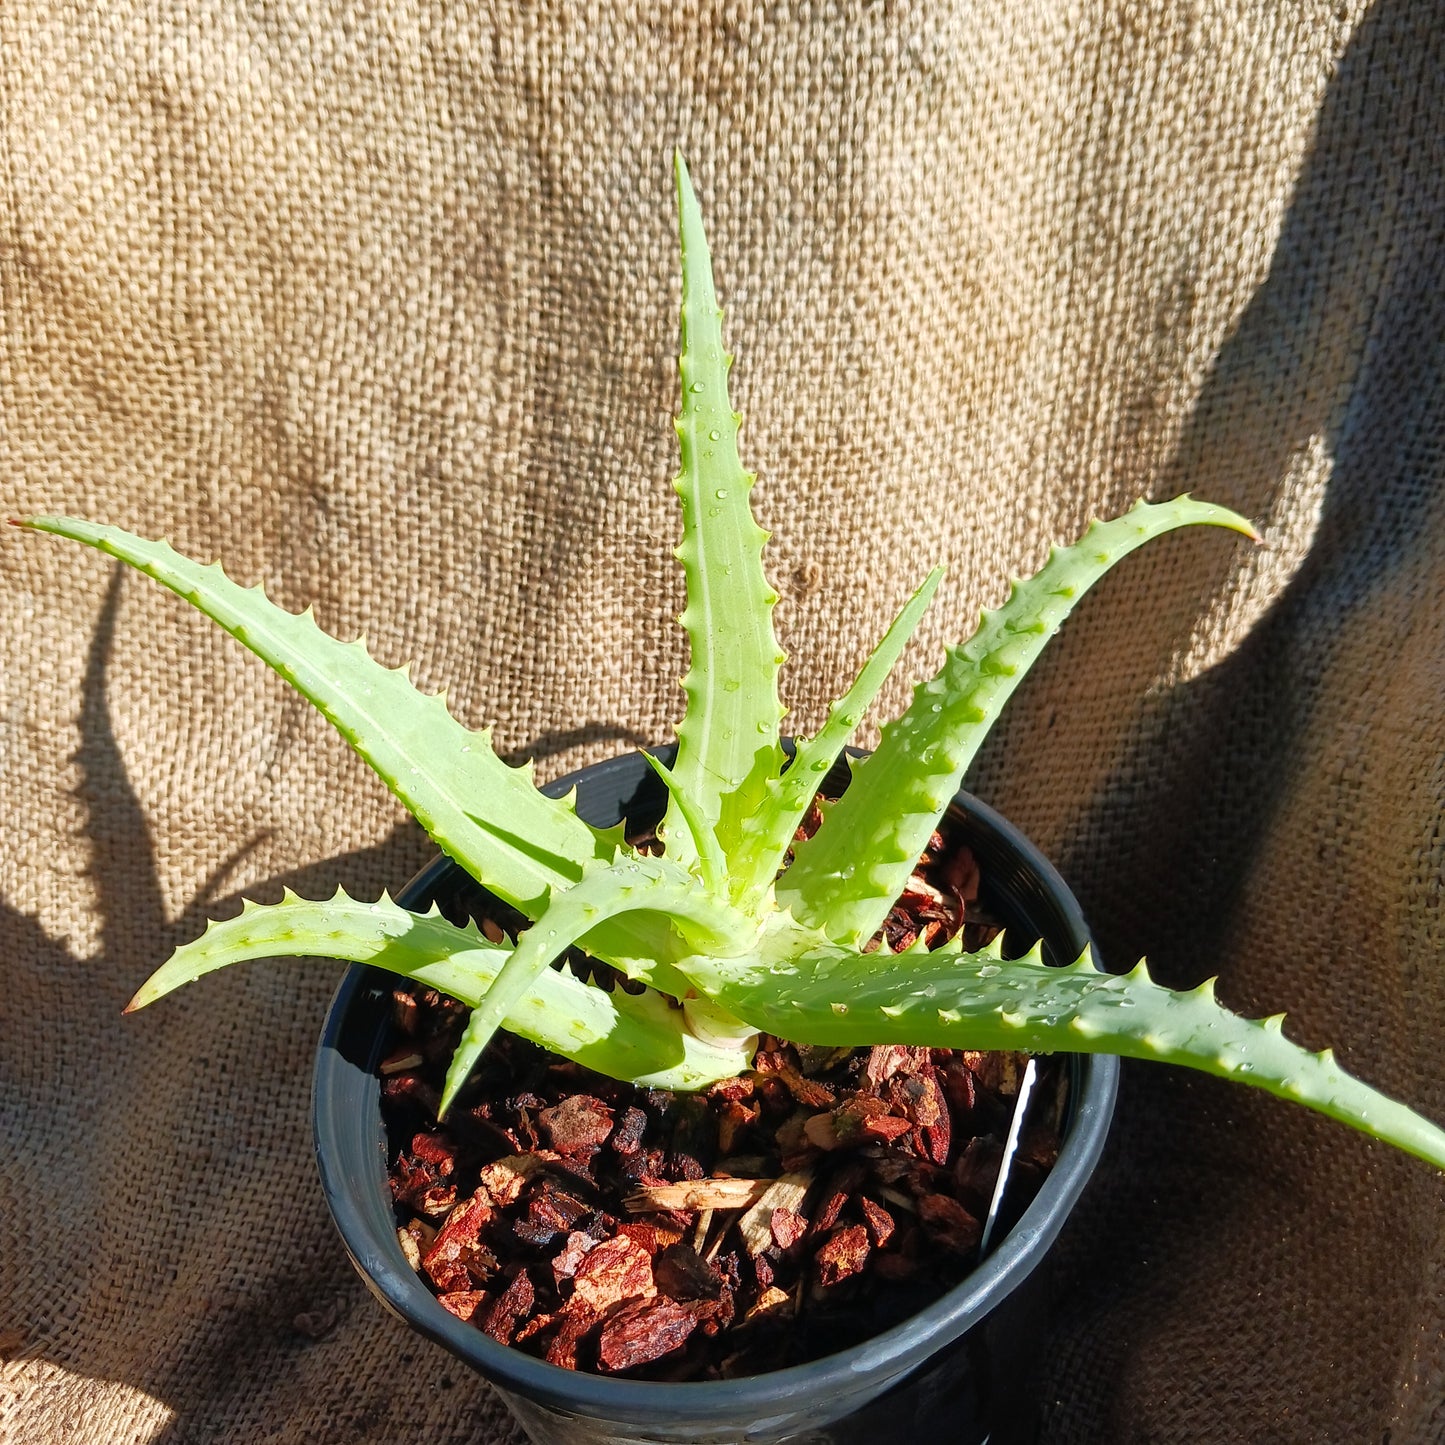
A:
[313, 749, 1117, 1424]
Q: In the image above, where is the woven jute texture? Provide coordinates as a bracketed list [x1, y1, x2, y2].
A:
[3, 2, 1442, 1441]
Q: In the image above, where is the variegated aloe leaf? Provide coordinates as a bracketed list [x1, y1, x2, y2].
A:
[726, 566, 944, 908]
[439, 852, 756, 1117]
[665, 154, 785, 870]
[779, 497, 1259, 945]
[703, 934, 1445, 1170]
[127, 889, 751, 1090]
[21, 516, 686, 989]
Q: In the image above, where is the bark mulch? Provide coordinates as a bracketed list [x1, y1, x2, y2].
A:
[379, 829, 1064, 1381]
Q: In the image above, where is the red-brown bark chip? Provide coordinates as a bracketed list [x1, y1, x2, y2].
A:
[540, 1095, 616, 1157]
[416, 1182, 459, 1218]
[888, 1069, 943, 1128]
[391, 987, 421, 1037]
[775, 1062, 836, 1111]
[858, 1112, 914, 1145]
[707, 1075, 756, 1104]
[382, 1071, 440, 1118]
[570, 1234, 656, 1314]
[552, 1230, 600, 1287]
[941, 842, 980, 907]
[525, 1179, 591, 1240]
[476, 1151, 550, 1207]
[609, 1105, 649, 1157]
[433, 1192, 493, 1248]
[830, 1094, 902, 1147]
[770, 1206, 808, 1251]
[438, 1290, 488, 1323]
[811, 1162, 865, 1234]
[1019, 1123, 1061, 1171]
[717, 1098, 760, 1154]
[921, 1081, 952, 1167]
[615, 1219, 685, 1255]
[390, 1150, 454, 1214]
[937, 1054, 978, 1116]
[865, 1044, 929, 1087]
[952, 1136, 1003, 1212]
[409, 1130, 458, 1174]
[596, 1296, 699, 1373]
[815, 1225, 871, 1287]
[481, 1269, 536, 1345]
[917, 1193, 981, 1255]
[653, 1243, 724, 1301]
[544, 1300, 600, 1371]
[859, 1197, 896, 1248]
[422, 1194, 496, 1292]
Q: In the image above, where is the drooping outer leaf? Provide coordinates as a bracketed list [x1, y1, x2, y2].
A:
[727, 566, 944, 908]
[21, 516, 686, 988]
[128, 889, 752, 1090]
[698, 933, 1445, 1171]
[779, 498, 1260, 945]
[439, 853, 755, 1116]
[665, 155, 785, 868]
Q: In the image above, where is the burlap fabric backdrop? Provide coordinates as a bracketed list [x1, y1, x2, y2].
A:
[2, 2, 1442, 1441]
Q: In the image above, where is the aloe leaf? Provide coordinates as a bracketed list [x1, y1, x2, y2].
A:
[728, 566, 944, 907]
[439, 853, 754, 1116]
[639, 748, 726, 895]
[779, 498, 1259, 945]
[128, 888, 751, 1090]
[665, 155, 785, 869]
[22, 516, 681, 982]
[707, 941, 1445, 1171]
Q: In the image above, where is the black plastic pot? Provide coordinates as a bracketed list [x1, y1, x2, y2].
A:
[313, 750, 1117, 1445]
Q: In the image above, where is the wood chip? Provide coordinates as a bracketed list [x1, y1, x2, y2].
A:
[624, 1178, 770, 1213]
[395, 1218, 436, 1271]
[736, 1172, 812, 1255]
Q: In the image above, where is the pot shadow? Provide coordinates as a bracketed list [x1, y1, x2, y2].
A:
[0, 566, 513, 1438]
[1010, 2, 1445, 1438]
[499, 722, 654, 770]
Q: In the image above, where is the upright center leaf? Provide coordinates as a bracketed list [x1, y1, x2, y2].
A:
[665, 155, 785, 869]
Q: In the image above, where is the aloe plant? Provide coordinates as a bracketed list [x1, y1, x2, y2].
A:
[19, 157, 1445, 1173]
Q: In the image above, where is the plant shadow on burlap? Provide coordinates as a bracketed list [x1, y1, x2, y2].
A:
[0, 571, 519, 1441]
[1015, 4, 1445, 1438]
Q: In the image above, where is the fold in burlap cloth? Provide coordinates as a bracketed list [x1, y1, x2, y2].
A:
[2, 3, 1442, 1441]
